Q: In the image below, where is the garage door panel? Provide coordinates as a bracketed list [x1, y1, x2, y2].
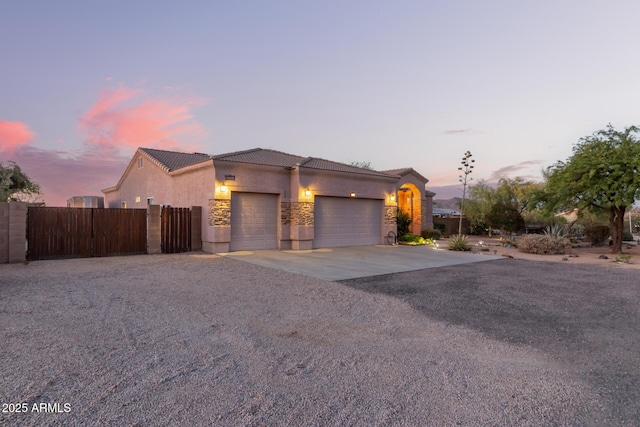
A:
[230, 193, 278, 251]
[314, 197, 382, 248]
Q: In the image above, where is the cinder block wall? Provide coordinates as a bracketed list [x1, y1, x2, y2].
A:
[191, 206, 202, 251]
[0, 202, 27, 263]
[433, 216, 470, 236]
[147, 205, 162, 254]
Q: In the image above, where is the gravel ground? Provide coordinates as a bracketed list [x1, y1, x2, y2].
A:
[1, 253, 637, 426]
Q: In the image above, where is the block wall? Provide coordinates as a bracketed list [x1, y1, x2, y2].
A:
[0, 202, 27, 263]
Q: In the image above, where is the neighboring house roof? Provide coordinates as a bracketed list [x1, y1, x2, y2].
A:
[215, 148, 396, 178]
[433, 208, 460, 216]
[140, 148, 212, 172]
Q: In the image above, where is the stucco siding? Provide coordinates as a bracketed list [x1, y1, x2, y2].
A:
[297, 168, 397, 201]
[105, 158, 174, 208]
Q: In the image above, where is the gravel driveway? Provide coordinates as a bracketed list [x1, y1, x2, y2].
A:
[1, 253, 638, 425]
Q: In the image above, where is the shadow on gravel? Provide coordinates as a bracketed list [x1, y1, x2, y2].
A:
[340, 258, 640, 424]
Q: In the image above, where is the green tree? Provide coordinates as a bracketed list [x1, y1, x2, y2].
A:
[487, 200, 525, 233]
[0, 161, 41, 202]
[350, 161, 373, 170]
[543, 124, 640, 254]
[464, 179, 496, 234]
[465, 178, 545, 235]
[495, 177, 543, 214]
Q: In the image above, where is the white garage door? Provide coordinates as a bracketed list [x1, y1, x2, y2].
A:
[314, 197, 382, 248]
[230, 192, 278, 251]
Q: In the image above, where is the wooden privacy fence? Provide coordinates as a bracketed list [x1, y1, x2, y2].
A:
[26, 205, 201, 261]
[27, 207, 147, 260]
[161, 206, 191, 253]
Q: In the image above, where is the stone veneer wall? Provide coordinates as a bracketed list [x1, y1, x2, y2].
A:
[209, 199, 231, 226]
[385, 205, 397, 226]
[281, 202, 314, 226]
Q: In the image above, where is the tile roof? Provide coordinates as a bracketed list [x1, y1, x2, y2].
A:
[141, 147, 411, 179]
[140, 148, 212, 171]
[214, 148, 306, 168]
[382, 167, 429, 183]
[214, 148, 397, 177]
[382, 168, 413, 176]
[300, 157, 397, 178]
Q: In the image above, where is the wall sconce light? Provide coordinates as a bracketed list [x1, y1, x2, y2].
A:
[219, 183, 228, 193]
[350, 192, 356, 198]
[390, 195, 396, 202]
[304, 188, 312, 197]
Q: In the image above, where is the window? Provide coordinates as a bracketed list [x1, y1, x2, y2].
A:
[147, 197, 154, 205]
[121, 201, 127, 208]
[135, 196, 141, 203]
[137, 157, 143, 168]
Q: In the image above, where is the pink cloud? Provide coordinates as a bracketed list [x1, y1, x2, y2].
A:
[80, 84, 206, 152]
[0, 119, 35, 154]
[0, 84, 209, 206]
[2, 144, 128, 206]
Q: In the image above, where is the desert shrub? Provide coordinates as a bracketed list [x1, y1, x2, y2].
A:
[499, 237, 518, 248]
[399, 233, 425, 244]
[622, 230, 634, 241]
[544, 224, 567, 238]
[397, 209, 412, 236]
[468, 221, 489, 235]
[421, 229, 442, 240]
[567, 223, 584, 238]
[584, 225, 610, 246]
[615, 254, 631, 263]
[518, 235, 571, 255]
[448, 234, 471, 251]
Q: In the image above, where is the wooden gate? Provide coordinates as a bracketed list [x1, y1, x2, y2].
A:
[27, 207, 147, 260]
[93, 209, 147, 257]
[161, 207, 191, 253]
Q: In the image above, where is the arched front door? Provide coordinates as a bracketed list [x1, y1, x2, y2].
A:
[398, 182, 422, 235]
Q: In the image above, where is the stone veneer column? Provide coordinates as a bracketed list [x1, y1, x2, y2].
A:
[384, 205, 397, 226]
[289, 202, 314, 226]
[206, 198, 231, 253]
[210, 199, 231, 226]
[281, 201, 315, 250]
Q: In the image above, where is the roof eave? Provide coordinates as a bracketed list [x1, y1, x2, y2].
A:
[168, 158, 214, 176]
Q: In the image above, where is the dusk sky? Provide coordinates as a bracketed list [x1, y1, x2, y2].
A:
[2, 1, 640, 206]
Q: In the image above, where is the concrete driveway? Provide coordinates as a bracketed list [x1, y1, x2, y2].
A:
[221, 244, 501, 280]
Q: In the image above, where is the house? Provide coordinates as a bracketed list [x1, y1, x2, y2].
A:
[103, 147, 434, 253]
[433, 207, 461, 217]
[67, 196, 105, 208]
